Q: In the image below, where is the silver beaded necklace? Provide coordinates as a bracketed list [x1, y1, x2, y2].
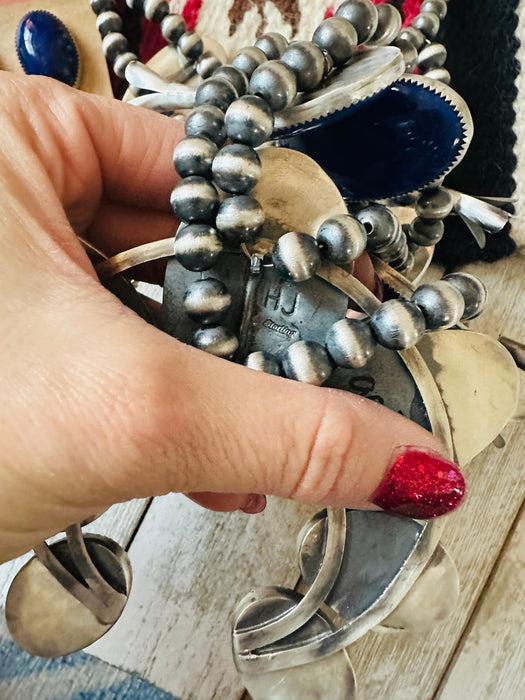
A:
[92, 0, 487, 364]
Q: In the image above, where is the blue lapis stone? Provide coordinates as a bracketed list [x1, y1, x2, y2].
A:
[276, 79, 468, 201]
[16, 11, 80, 87]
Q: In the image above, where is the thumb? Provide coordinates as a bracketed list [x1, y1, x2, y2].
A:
[89, 312, 465, 522]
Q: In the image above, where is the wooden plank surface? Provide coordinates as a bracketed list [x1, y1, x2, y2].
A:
[436, 502, 525, 700]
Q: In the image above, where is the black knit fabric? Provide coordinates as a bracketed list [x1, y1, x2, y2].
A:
[435, 0, 520, 267]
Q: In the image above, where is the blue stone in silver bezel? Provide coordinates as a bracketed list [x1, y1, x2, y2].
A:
[16, 11, 81, 88]
[273, 48, 473, 201]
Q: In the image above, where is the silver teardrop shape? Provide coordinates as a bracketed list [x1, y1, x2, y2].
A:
[6, 534, 131, 657]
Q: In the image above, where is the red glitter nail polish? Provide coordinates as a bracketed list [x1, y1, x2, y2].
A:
[372, 448, 466, 519]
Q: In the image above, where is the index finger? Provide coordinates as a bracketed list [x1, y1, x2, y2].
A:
[80, 91, 185, 211]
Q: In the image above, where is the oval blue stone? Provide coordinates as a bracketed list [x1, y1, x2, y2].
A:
[276, 79, 469, 201]
[16, 11, 80, 87]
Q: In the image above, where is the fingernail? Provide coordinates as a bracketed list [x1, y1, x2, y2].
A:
[240, 494, 267, 514]
[372, 448, 466, 519]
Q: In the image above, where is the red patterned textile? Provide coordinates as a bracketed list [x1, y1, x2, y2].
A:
[138, 1, 425, 65]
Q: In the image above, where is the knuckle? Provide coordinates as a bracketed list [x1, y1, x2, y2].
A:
[288, 392, 363, 504]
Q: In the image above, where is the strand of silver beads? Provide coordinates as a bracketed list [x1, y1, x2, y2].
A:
[91, 0, 223, 80]
[353, 182, 456, 275]
[398, 0, 451, 83]
[90, 0, 486, 385]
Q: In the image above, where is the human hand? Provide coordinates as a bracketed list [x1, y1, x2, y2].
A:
[0, 73, 464, 563]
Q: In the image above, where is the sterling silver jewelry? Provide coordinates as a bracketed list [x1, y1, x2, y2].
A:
[5, 3, 518, 699]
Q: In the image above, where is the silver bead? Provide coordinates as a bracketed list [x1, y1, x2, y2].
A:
[174, 224, 223, 271]
[245, 351, 281, 375]
[335, 0, 379, 45]
[321, 49, 334, 76]
[173, 137, 218, 179]
[421, 0, 448, 20]
[389, 245, 412, 272]
[443, 273, 488, 320]
[215, 195, 264, 244]
[411, 281, 465, 330]
[96, 11, 122, 37]
[225, 95, 274, 147]
[125, 0, 143, 8]
[272, 232, 321, 282]
[317, 214, 367, 264]
[113, 52, 138, 79]
[407, 217, 444, 246]
[249, 60, 297, 113]
[195, 53, 222, 79]
[326, 319, 376, 368]
[144, 0, 169, 23]
[393, 38, 418, 73]
[183, 278, 232, 324]
[424, 67, 451, 84]
[415, 187, 453, 220]
[367, 3, 402, 47]
[370, 299, 426, 350]
[356, 204, 401, 251]
[398, 26, 426, 51]
[418, 43, 447, 73]
[312, 17, 358, 66]
[178, 32, 204, 61]
[161, 14, 186, 44]
[377, 232, 409, 264]
[91, 0, 115, 14]
[399, 250, 414, 274]
[232, 46, 267, 78]
[212, 144, 261, 194]
[170, 176, 219, 224]
[213, 66, 249, 96]
[254, 33, 288, 60]
[193, 326, 239, 358]
[185, 105, 226, 147]
[281, 41, 325, 92]
[195, 77, 238, 112]
[101, 32, 128, 62]
[282, 341, 332, 385]
[412, 12, 441, 40]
